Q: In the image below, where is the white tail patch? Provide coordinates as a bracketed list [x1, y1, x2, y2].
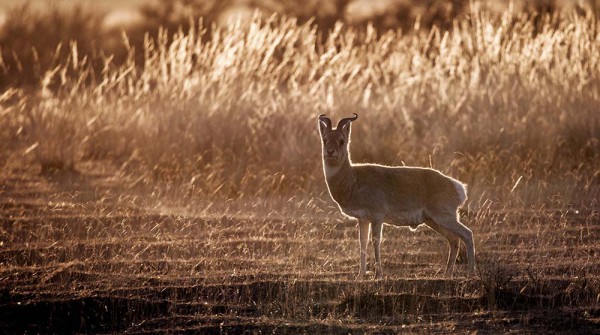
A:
[452, 179, 467, 205]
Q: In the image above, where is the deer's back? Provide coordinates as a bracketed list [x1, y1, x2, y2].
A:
[345, 164, 465, 221]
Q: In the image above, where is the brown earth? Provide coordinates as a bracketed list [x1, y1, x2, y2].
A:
[1, 163, 599, 334]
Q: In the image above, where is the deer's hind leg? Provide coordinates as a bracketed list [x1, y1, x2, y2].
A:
[426, 209, 476, 276]
[425, 218, 460, 276]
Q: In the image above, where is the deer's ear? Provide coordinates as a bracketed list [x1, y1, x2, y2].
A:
[340, 122, 350, 138]
[318, 115, 331, 136]
[319, 121, 328, 136]
[337, 113, 357, 137]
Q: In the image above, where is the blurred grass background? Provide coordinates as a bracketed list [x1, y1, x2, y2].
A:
[0, 0, 598, 212]
[2, 0, 600, 89]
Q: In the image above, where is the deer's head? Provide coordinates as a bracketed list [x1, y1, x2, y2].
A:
[318, 113, 357, 166]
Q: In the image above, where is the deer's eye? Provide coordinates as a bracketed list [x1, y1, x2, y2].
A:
[338, 139, 345, 146]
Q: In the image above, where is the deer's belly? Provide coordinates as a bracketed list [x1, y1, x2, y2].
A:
[340, 207, 368, 220]
[385, 209, 425, 227]
[339, 206, 425, 228]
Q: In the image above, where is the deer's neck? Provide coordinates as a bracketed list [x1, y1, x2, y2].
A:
[324, 157, 356, 205]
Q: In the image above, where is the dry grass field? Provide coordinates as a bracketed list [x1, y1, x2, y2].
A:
[1, 1, 600, 333]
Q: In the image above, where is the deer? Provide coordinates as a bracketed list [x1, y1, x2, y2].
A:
[318, 113, 475, 279]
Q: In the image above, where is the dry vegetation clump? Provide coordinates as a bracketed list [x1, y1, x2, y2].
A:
[1, 5, 598, 210]
[0, 4, 106, 89]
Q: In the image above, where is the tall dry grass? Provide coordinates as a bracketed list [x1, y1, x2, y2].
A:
[0, 6, 598, 212]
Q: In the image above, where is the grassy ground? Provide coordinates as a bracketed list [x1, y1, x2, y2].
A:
[0, 2, 599, 333]
[0, 163, 599, 333]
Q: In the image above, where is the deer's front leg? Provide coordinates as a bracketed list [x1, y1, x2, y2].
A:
[357, 219, 370, 279]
